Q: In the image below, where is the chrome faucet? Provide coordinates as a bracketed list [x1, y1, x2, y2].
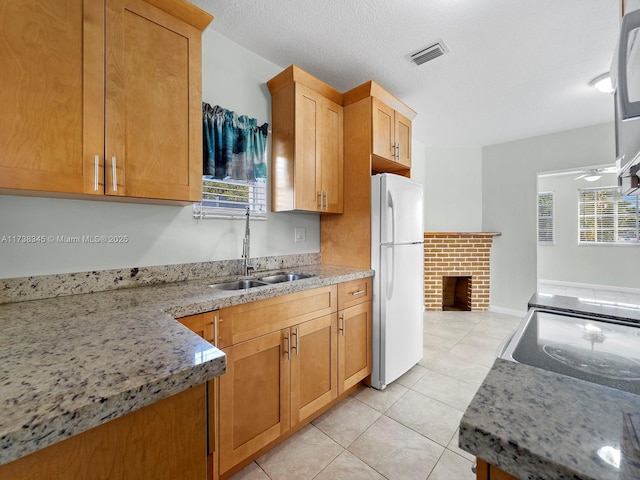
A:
[242, 207, 255, 276]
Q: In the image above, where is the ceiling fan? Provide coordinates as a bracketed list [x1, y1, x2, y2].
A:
[574, 166, 617, 181]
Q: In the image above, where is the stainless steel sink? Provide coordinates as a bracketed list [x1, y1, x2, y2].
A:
[209, 279, 268, 290]
[258, 272, 316, 284]
[209, 272, 316, 290]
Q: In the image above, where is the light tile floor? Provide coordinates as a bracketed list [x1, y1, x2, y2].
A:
[229, 310, 521, 480]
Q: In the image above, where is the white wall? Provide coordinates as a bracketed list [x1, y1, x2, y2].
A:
[537, 170, 638, 288]
[0, 29, 319, 279]
[482, 122, 615, 312]
[411, 141, 483, 231]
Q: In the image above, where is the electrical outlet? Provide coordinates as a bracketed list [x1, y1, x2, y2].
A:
[294, 227, 306, 243]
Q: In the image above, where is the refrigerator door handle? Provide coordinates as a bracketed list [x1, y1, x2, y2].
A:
[384, 244, 395, 300]
[387, 190, 396, 246]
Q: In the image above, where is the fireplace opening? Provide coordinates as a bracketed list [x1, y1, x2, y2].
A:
[442, 276, 471, 311]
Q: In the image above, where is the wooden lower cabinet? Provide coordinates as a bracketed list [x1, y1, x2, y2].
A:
[290, 314, 338, 425]
[0, 384, 207, 480]
[178, 281, 372, 479]
[476, 459, 519, 480]
[177, 311, 216, 343]
[177, 311, 218, 480]
[338, 301, 372, 393]
[218, 329, 290, 474]
[218, 314, 338, 476]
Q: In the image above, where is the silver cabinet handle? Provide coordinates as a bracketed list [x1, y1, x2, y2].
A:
[284, 331, 290, 360]
[317, 191, 322, 209]
[339, 313, 345, 336]
[396, 143, 400, 159]
[324, 191, 328, 210]
[213, 314, 218, 346]
[292, 327, 299, 355]
[111, 156, 118, 192]
[351, 289, 366, 297]
[94, 155, 100, 191]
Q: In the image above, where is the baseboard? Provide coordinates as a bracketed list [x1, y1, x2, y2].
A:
[488, 305, 527, 318]
[538, 279, 640, 295]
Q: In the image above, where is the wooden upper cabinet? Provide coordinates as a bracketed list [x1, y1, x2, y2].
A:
[394, 110, 412, 168]
[0, 0, 212, 203]
[343, 81, 416, 175]
[372, 98, 395, 162]
[268, 65, 344, 214]
[105, 0, 208, 202]
[0, 0, 104, 196]
[371, 97, 412, 169]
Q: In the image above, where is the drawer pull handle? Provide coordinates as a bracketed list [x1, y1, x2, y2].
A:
[351, 290, 366, 296]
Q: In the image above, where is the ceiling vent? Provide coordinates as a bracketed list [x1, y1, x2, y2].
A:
[408, 40, 449, 66]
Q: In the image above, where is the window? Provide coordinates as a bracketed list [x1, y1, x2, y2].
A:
[578, 187, 640, 244]
[537, 192, 555, 245]
[193, 177, 266, 219]
[194, 104, 269, 219]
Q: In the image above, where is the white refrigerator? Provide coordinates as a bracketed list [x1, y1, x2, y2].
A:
[371, 173, 424, 390]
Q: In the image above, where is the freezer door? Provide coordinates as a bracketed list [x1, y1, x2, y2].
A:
[378, 174, 423, 245]
[377, 242, 424, 387]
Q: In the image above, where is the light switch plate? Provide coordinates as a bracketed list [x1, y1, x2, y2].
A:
[294, 227, 306, 243]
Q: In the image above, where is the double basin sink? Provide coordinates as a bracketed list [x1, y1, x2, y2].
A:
[210, 272, 316, 291]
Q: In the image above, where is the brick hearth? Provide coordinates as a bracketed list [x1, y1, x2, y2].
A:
[423, 232, 499, 311]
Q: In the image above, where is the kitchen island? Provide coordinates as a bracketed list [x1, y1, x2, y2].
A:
[0, 260, 372, 475]
[460, 294, 640, 480]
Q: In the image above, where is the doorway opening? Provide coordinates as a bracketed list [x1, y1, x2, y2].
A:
[442, 276, 471, 311]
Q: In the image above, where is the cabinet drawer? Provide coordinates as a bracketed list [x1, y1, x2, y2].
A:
[338, 278, 372, 310]
[218, 285, 337, 348]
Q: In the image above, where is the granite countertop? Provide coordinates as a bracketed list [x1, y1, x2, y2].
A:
[0, 262, 372, 466]
[460, 294, 640, 479]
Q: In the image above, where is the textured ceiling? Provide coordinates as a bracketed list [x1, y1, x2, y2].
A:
[191, 0, 621, 147]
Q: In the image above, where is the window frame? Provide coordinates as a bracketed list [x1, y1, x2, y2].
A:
[578, 186, 640, 245]
[537, 191, 555, 245]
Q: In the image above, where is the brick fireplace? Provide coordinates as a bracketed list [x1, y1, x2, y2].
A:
[423, 232, 499, 311]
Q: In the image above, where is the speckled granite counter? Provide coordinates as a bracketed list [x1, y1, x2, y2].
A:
[461, 293, 640, 479]
[0, 262, 372, 466]
[460, 358, 640, 479]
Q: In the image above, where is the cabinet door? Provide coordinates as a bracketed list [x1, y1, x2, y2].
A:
[105, 0, 202, 201]
[0, 0, 104, 195]
[319, 97, 343, 213]
[338, 302, 372, 394]
[290, 314, 338, 426]
[218, 330, 290, 475]
[394, 111, 412, 168]
[371, 98, 395, 162]
[294, 83, 321, 211]
[177, 311, 216, 343]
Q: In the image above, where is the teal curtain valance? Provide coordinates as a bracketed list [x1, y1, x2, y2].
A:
[202, 103, 268, 181]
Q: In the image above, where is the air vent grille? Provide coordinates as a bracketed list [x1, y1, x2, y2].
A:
[408, 40, 449, 66]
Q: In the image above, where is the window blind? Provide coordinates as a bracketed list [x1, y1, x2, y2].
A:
[578, 187, 639, 244]
[537, 191, 555, 245]
[193, 177, 267, 220]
